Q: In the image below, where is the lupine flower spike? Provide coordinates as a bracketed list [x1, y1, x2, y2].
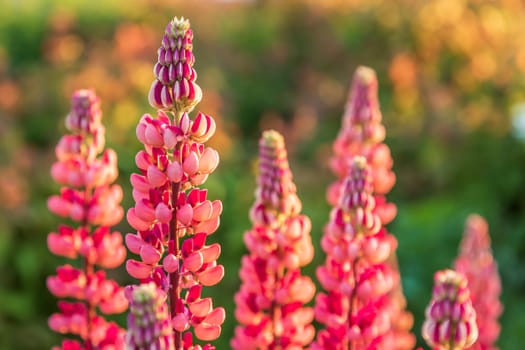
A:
[231, 130, 316, 349]
[47, 89, 127, 349]
[454, 215, 502, 350]
[422, 269, 478, 350]
[126, 17, 224, 350]
[324, 66, 414, 349]
[313, 156, 398, 349]
[126, 283, 175, 350]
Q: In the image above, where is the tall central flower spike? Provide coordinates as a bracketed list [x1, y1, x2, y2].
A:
[454, 215, 502, 350]
[422, 269, 478, 350]
[326, 66, 414, 349]
[313, 156, 398, 350]
[231, 130, 316, 350]
[126, 17, 225, 350]
[47, 90, 128, 350]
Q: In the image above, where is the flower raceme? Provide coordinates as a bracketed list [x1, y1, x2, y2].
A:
[125, 17, 224, 350]
[47, 89, 127, 350]
[323, 66, 414, 349]
[422, 269, 478, 350]
[454, 215, 502, 350]
[313, 156, 398, 350]
[232, 130, 316, 350]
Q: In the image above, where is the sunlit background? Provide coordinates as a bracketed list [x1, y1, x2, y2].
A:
[1, 0, 525, 348]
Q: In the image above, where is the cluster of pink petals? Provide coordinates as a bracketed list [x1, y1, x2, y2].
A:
[47, 89, 127, 349]
[313, 156, 398, 350]
[50, 302, 126, 350]
[326, 66, 414, 349]
[126, 17, 224, 349]
[422, 269, 478, 350]
[232, 130, 315, 350]
[126, 283, 175, 349]
[454, 215, 502, 350]
[149, 17, 202, 113]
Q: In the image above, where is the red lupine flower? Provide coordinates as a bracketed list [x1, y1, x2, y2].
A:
[454, 215, 502, 350]
[47, 89, 127, 349]
[313, 156, 398, 350]
[422, 269, 478, 350]
[323, 66, 414, 349]
[126, 17, 224, 349]
[232, 130, 315, 350]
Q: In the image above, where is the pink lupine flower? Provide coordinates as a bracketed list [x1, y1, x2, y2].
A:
[422, 269, 478, 350]
[328, 66, 396, 225]
[126, 17, 224, 349]
[454, 215, 502, 350]
[47, 89, 127, 349]
[126, 283, 175, 350]
[325, 66, 414, 349]
[313, 156, 398, 350]
[231, 130, 316, 350]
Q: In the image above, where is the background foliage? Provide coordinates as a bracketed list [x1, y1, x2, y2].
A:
[1, 0, 524, 348]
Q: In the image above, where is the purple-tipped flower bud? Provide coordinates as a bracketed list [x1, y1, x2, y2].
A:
[149, 17, 202, 113]
[126, 283, 175, 350]
[422, 269, 478, 350]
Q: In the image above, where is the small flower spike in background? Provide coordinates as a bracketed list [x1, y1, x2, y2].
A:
[322, 66, 414, 349]
[313, 156, 398, 349]
[422, 269, 478, 350]
[454, 215, 502, 350]
[125, 17, 224, 349]
[47, 89, 127, 349]
[126, 283, 174, 350]
[231, 130, 316, 349]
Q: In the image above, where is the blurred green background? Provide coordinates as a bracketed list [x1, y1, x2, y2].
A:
[1, 0, 524, 348]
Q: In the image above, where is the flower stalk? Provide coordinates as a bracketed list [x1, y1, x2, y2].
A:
[126, 17, 224, 350]
[47, 89, 127, 349]
[313, 156, 397, 349]
[454, 215, 502, 350]
[232, 130, 316, 350]
[322, 66, 414, 349]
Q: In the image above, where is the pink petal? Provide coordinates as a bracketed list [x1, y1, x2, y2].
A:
[135, 150, 151, 170]
[183, 151, 199, 177]
[163, 254, 179, 273]
[135, 199, 156, 222]
[172, 313, 190, 332]
[177, 204, 193, 226]
[48, 196, 70, 217]
[126, 259, 153, 279]
[194, 216, 220, 235]
[199, 148, 219, 174]
[163, 128, 177, 149]
[148, 80, 163, 109]
[126, 208, 151, 231]
[193, 200, 213, 222]
[204, 307, 225, 325]
[183, 252, 203, 272]
[130, 174, 150, 193]
[47, 233, 77, 259]
[147, 165, 167, 188]
[135, 121, 147, 144]
[140, 244, 162, 265]
[201, 243, 221, 263]
[188, 298, 212, 318]
[198, 265, 224, 286]
[194, 324, 221, 341]
[167, 161, 183, 183]
[179, 113, 190, 134]
[155, 202, 172, 223]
